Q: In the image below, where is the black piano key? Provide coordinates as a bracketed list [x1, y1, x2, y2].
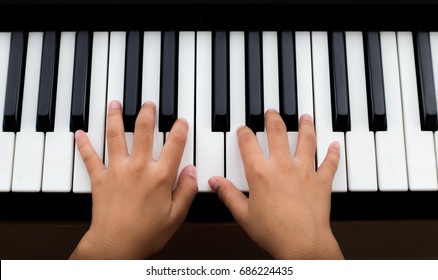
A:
[123, 31, 143, 133]
[329, 31, 350, 132]
[159, 31, 178, 133]
[70, 31, 91, 132]
[212, 30, 230, 132]
[36, 31, 59, 132]
[245, 31, 264, 132]
[278, 30, 298, 131]
[364, 31, 387, 131]
[414, 31, 438, 131]
[3, 31, 27, 132]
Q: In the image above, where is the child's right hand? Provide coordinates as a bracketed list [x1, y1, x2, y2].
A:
[209, 110, 344, 259]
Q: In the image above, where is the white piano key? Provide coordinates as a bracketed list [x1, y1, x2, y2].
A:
[177, 32, 195, 175]
[105, 31, 128, 166]
[226, 31, 248, 191]
[375, 32, 408, 191]
[312, 31, 347, 192]
[142, 31, 163, 161]
[0, 32, 14, 192]
[42, 32, 75, 192]
[12, 32, 45, 192]
[13, 132, 45, 192]
[0, 134, 14, 192]
[256, 132, 269, 160]
[73, 32, 109, 193]
[293, 31, 314, 156]
[257, 31, 280, 159]
[43, 134, 74, 191]
[397, 32, 438, 191]
[287, 130, 299, 158]
[345, 32, 378, 191]
[429, 32, 438, 175]
[296, 32, 314, 118]
[125, 132, 134, 155]
[86, 34, 110, 162]
[196, 32, 224, 191]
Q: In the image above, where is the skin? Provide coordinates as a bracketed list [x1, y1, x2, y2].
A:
[70, 101, 198, 259]
[70, 100, 343, 260]
[208, 111, 344, 259]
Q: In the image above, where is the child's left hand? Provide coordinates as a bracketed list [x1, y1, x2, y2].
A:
[70, 100, 198, 259]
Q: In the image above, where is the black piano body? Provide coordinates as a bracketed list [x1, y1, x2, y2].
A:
[0, 0, 438, 31]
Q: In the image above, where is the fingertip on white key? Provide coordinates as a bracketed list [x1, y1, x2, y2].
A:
[74, 129, 86, 141]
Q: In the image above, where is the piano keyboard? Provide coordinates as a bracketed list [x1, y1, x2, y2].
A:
[1, 30, 438, 195]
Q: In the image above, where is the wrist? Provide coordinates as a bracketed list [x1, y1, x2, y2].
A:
[69, 228, 157, 259]
[69, 230, 103, 259]
[272, 231, 344, 260]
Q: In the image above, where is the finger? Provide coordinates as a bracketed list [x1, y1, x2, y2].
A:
[131, 102, 155, 161]
[106, 100, 128, 164]
[170, 165, 198, 224]
[237, 125, 264, 167]
[209, 176, 249, 224]
[265, 109, 291, 160]
[294, 114, 316, 166]
[317, 142, 341, 186]
[159, 118, 188, 175]
[75, 130, 105, 178]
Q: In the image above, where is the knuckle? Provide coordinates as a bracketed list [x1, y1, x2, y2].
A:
[182, 180, 198, 198]
[299, 165, 314, 180]
[276, 158, 294, 172]
[218, 186, 231, 203]
[170, 130, 186, 145]
[248, 163, 265, 180]
[129, 160, 146, 178]
[81, 150, 95, 167]
[107, 127, 121, 140]
[318, 175, 333, 187]
[237, 127, 254, 145]
[90, 175, 104, 189]
[327, 155, 340, 170]
[301, 130, 316, 146]
[327, 146, 340, 165]
[154, 166, 171, 185]
[135, 114, 155, 131]
[320, 155, 339, 178]
[267, 117, 286, 133]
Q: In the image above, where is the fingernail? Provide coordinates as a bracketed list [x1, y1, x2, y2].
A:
[178, 117, 188, 124]
[74, 130, 84, 141]
[332, 141, 340, 150]
[266, 108, 278, 114]
[187, 164, 197, 179]
[109, 100, 121, 110]
[143, 101, 155, 107]
[301, 114, 313, 122]
[208, 177, 219, 192]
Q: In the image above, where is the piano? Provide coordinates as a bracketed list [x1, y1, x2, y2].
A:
[1, 0, 438, 224]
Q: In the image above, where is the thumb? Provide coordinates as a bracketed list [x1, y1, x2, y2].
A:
[171, 165, 198, 223]
[75, 130, 105, 179]
[209, 176, 248, 223]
